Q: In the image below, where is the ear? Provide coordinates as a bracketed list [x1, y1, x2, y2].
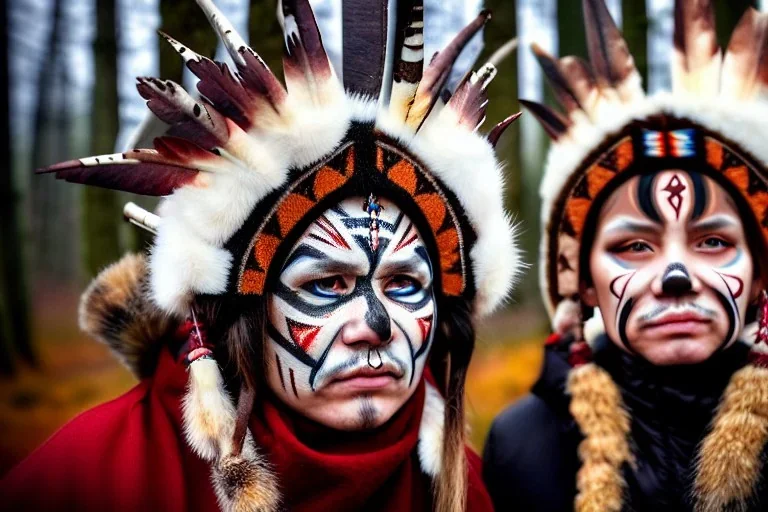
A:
[580, 281, 598, 308]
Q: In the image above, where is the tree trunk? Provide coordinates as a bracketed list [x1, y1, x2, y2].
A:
[0, 0, 33, 373]
[82, 0, 122, 278]
[622, 0, 648, 87]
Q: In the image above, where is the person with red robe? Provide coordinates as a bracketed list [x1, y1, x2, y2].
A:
[1, 1, 522, 510]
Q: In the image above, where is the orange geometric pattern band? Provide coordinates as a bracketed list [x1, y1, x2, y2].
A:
[237, 140, 467, 297]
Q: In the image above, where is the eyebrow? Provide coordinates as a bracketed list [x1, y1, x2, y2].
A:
[377, 254, 432, 278]
[282, 243, 368, 275]
[282, 244, 328, 271]
[690, 215, 740, 232]
[602, 217, 661, 236]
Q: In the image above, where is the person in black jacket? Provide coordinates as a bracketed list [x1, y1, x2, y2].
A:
[484, 1, 768, 510]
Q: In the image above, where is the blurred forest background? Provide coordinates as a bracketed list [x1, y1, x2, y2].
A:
[0, 0, 761, 474]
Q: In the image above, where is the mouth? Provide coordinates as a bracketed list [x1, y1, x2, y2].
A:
[640, 311, 713, 336]
[327, 366, 403, 392]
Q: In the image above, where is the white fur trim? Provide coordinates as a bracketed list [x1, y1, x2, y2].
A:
[149, 216, 232, 316]
[182, 358, 237, 461]
[418, 381, 445, 477]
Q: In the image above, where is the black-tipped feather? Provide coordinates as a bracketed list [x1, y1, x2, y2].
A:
[406, 10, 491, 128]
[519, 99, 570, 140]
[582, 0, 636, 86]
[487, 112, 522, 147]
[532, 44, 584, 114]
[38, 149, 201, 196]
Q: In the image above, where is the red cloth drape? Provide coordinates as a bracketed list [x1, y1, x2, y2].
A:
[0, 349, 493, 511]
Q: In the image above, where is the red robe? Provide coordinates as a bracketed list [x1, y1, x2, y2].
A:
[1, 349, 493, 511]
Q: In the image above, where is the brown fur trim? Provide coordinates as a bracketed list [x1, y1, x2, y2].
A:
[212, 443, 281, 512]
[568, 362, 632, 512]
[78, 253, 173, 378]
[694, 364, 768, 512]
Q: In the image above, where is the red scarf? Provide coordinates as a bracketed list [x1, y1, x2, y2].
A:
[253, 382, 431, 511]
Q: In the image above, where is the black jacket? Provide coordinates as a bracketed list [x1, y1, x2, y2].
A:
[482, 335, 768, 511]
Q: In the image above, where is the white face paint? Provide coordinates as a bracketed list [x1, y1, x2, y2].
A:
[585, 170, 758, 365]
[265, 196, 435, 430]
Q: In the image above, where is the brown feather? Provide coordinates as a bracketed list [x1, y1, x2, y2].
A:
[672, 0, 721, 95]
[447, 64, 496, 130]
[519, 99, 571, 140]
[137, 77, 229, 149]
[487, 112, 522, 148]
[390, 0, 425, 122]
[38, 149, 201, 196]
[282, 0, 333, 86]
[722, 8, 768, 100]
[405, 10, 491, 129]
[581, 0, 642, 98]
[533, 43, 585, 114]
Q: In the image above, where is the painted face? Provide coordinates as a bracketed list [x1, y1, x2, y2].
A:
[586, 170, 757, 365]
[265, 196, 435, 430]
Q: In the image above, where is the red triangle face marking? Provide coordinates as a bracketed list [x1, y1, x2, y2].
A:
[417, 315, 433, 341]
[393, 223, 418, 252]
[287, 319, 322, 352]
[313, 215, 351, 250]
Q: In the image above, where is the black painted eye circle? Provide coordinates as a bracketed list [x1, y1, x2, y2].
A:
[302, 276, 349, 298]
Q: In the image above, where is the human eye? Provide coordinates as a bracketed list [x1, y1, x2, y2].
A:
[611, 240, 653, 254]
[301, 275, 350, 298]
[696, 236, 734, 252]
[384, 275, 424, 301]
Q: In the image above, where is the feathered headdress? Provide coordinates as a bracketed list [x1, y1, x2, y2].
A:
[528, 1, 768, 510]
[44, 0, 519, 319]
[42, 1, 521, 510]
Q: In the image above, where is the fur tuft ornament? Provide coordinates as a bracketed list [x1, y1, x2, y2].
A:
[567, 362, 632, 512]
[693, 364, 768, 512]
[212, 441, 280, 512]
[78, 253, 172, 378]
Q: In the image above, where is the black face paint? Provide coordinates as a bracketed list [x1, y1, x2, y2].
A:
[267, 199, 435, 396]
[689, 171, 707, 220]
[661, 262, 693, 296]
[714, 289, 737, 350]
[618, 297, 635, 351]
[638, 173, 662, 223]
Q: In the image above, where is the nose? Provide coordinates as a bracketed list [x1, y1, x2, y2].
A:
[661, 262, 693, 296]
[341, 305, 392, 346]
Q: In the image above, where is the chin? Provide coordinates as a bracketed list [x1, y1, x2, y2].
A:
[634, 337, 721, 366]
[305, 394, 405, 431]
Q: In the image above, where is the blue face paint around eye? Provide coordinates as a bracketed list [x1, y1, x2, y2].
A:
[303, 277, 347, 299]
[385, 279, 422, 299]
